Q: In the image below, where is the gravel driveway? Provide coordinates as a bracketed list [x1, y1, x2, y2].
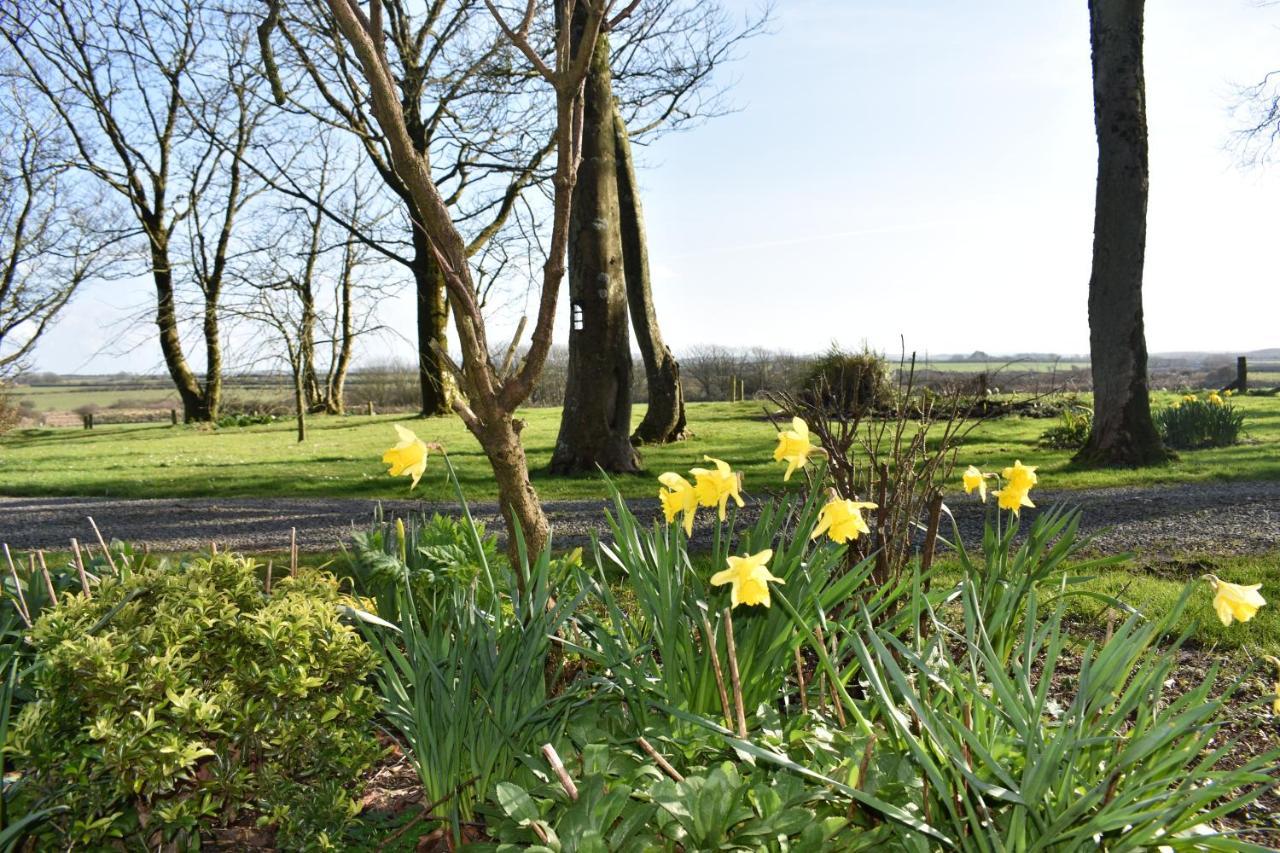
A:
[1, 480, 1278, 556]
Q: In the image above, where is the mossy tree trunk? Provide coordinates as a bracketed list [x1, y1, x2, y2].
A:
[1076, 0, 1169, 467]
[412, 219, 456, 418]
[550, 22, 640, 474]
[614, 105, 686, 445]
[148, 228, 207, 423]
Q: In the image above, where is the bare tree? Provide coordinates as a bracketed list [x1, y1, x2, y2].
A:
[1075, 0, 1168, 466]
[260, 0, 555, 418]
[0, 84, 120, 377]
[1, 0, 269, 421]
[302, 0, 612, 576]
[235, 141, 388, 424]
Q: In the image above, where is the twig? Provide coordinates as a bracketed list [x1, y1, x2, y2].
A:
[70, 538, 91, 594]
[793, 647, 809, 714]
[265, 560, 273, 595]
[723, 607, 748, 738]
[86, 516, 117, 574]
[700, 612, 732, 728]
[290, 528, 298, 576]
[3, 544, 31, 628]
[637, 737, 684, 782]
[499, 315, 528, 379]
[541, 743, 578, 801]
[36, 551, 57, 606]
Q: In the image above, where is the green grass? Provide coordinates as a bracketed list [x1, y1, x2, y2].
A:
[2, 393, 1278, 501]
[929, 552, 1280, 656]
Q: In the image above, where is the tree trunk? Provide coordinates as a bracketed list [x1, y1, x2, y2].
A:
[293, 361, 306, 443]
[201, 289, 222, 422]
[411, 220, 455, 417]
[149, 233, 206, 423]
[1075, 0, 1169, 467]
[613, 106, 686, 445]
[476, 412, 549, 582]
[326, 258, 355, 415]
[550, 24, 640, 474]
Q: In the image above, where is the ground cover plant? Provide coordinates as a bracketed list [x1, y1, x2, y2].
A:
[4, 550, 381, 849]
[2, 392, 1278, 500]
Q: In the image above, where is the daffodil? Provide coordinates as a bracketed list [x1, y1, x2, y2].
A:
[658, 472, 699, 536]
[993, 484, 1035, 516]
[382, 425, 430, 489]
[1001, 460, 1038, 493]
[1203, 574, 1266, 626]
[773, 416, 817, 481]
[1182, 394, 1197, 403]
[962, 465, 989, 502]
[711, 549, 783, 608]
[690, 456, 744, 521]
[1171, 401, 1181, 410]
[1208, 392, 1224, 407]
[810, 497, 878, 544]
[1224, 389, 1235, 397]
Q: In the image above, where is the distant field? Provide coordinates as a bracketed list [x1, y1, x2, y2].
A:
[2, 394, 1278, 502]
[910, 360, 1090, 374]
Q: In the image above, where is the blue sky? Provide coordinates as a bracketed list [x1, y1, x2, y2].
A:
[32, 0, 1280, 373]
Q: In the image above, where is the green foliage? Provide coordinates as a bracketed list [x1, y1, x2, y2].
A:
[1157, 397, 1245, 449]
[8, 553, 381, 849]
[344, 508, 501, 623]
[570, 481, 870, 730]
[354, 472, 583, 843]
[216, 411, 277, 428]
[800, 345, 891, 415]
[1038, 404, 1092, 449]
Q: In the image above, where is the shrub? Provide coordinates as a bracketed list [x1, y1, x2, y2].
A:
[8, 553, 381, 849]
[0, 383, 19, 434]
[1156, 395, 1244, 449]
[798, 344, 891, 415]
[1038, 403, 1092, 449]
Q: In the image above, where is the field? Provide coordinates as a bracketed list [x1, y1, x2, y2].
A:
[2, 392, 1278, 501]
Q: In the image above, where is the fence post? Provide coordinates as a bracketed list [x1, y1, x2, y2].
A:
[367, 401, 375, 416]
[170, 409, 178, 426]
[1236, 356, 1248, 393]
[83, 413, 93, 430]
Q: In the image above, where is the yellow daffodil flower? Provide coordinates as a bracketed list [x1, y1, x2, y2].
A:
[1208, 392, 1224, 406]
[711, 549, 783, 608]
[993, 484, 1035, 517]
[1182, 394, 1197, 403]
[1171, 401, 1181, 410]
[1203, 574, 1266, 626]
[658, 472, 699, 536]
[690, 456, 745, 521]
[962, 465, 989, 502]
[1224, 389, 1235, 397]
[810, 497, 878, 544]
[382, 425, 430, 489]
[773, 416, 818, 481]
[1001, 460, 1038, 493]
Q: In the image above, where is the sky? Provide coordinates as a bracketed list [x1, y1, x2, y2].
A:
[29, 0, 1280, 374]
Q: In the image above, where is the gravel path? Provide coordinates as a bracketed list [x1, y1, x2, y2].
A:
[1, 480, 1278, 556]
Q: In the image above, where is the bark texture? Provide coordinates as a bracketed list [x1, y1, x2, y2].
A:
[1076, 0, 1169, 467]
[550, 26, 640, 474]
[412, 220, 455, 417]
[149, 233, 207, 422]
[614, 106, 686, 445]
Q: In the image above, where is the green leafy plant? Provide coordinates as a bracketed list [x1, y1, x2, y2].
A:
[1038, 404, 1092, 449]
[8, 553, 381, 849]
[1157, 396, 1245, 449]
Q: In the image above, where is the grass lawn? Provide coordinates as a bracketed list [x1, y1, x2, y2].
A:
[2, 392, 1278, 501]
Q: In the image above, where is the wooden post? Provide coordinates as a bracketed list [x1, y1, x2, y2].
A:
[82, 413, 93, 429]
[170, 409, 178, 425]
[1237, 356, 1248, 393]
[367, 401, 375, 416]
